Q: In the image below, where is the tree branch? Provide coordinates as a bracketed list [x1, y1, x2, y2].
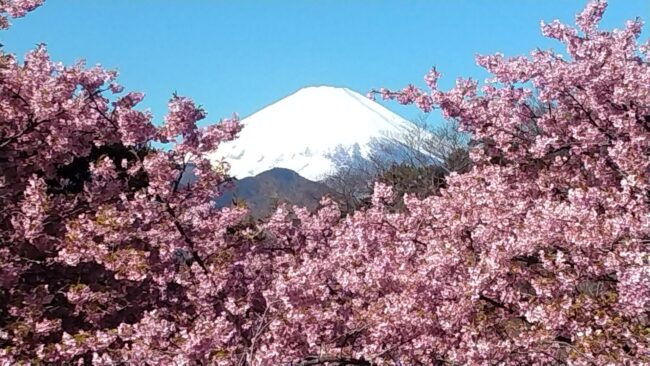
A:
[297, 355, 371, 366]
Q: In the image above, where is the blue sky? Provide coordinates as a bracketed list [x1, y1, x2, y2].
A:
[2, 0, 648, 126]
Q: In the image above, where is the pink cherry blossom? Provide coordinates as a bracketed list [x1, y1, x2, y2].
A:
[1, 1, 648, 365]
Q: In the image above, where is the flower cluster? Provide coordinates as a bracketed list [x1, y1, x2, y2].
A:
[1, 1, 648, 365]
[0, 0, 43, 29]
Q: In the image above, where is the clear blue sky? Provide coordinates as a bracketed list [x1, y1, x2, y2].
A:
[1, 0, 648, 125]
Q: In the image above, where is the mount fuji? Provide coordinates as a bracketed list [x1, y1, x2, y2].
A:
[206, 86, 415, 181]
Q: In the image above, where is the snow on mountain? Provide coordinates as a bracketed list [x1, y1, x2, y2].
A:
[206, 86, 415, 181]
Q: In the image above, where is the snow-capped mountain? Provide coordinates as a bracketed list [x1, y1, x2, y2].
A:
[206, 86, 415, 181]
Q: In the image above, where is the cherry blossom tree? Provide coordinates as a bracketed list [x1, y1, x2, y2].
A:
[0, 3, 263, 364]
[1, 1, 648, 365]
[261, 1, 649, 364]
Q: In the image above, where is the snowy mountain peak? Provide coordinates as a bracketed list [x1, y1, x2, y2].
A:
[206, 85, 414, 181]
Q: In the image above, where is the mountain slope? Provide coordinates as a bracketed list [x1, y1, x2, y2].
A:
[206, 86, 414, 181]
[214, 168, 333, 219]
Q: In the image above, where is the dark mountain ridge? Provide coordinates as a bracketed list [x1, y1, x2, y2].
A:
[214, 167, 333, 219]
